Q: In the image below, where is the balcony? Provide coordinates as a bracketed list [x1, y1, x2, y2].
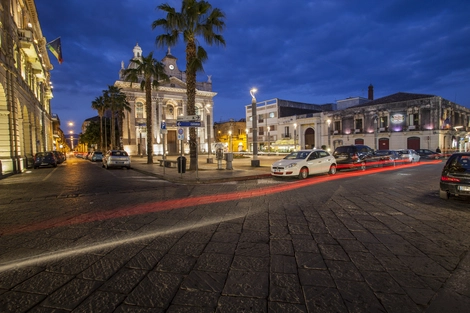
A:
[281, 134, 291, 139]
[354, 128, 362, 134]
[18, 29, 42, 71]
[408, 125, 419, 131]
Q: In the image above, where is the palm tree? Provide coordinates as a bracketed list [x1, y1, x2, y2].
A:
[115, 98, 132, 149]
[91, 96, 106, 151]
[153, 0, 226, 170]
[122, 52, 169, 164]
[103, 85, 129, 150]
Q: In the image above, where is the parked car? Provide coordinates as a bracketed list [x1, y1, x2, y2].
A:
[416, 149, 442, 159]
[398, 149, 420, 163]
[271, 149, 337, 179]
[90, 151, 103, 162]
[102, 150, 131, 169]
[333, 145, 383, 170]
[439, 152, 470, 199]
[33, 151, 57, 169]
[52, 151, 65, 164]
[375, 150, 403, 166]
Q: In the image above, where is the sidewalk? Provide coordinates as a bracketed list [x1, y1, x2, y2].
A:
[130, 154, 280, 184]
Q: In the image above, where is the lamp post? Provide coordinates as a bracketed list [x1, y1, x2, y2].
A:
[373, 116, 378, 150]
[250, 88, 260, 167]
[267, 126, 270, 154]
[294, 123, 297, 151]
[327, 119, 331, 150]
[228, 130, 232, 153]
[206, 103, 212, 163]
[69, 130, 74, 150]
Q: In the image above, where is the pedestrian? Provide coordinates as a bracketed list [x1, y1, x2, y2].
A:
[436, 147, 441, 153]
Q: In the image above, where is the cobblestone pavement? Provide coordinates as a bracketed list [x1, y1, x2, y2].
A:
[0, 158, 469, 312]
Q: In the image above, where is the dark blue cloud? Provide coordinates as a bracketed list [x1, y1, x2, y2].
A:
[36, 0, 470, 129]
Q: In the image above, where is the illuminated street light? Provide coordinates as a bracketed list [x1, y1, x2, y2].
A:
[294, 123, 297, 151]
[250, 88, 259, 167]
[327, 119, 331, 149]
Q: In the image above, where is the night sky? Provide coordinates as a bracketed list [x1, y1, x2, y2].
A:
[35, 0, 470, 133]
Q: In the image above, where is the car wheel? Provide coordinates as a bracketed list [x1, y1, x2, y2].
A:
[53, 163, 57, 167]
[298, 167, 308, 179]
[328, 164, 337, 175]
[439, 189, 449, 200]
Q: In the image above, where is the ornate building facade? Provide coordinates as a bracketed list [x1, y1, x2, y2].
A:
[114, 44, 216, 156]
[0, 0, 54, 176]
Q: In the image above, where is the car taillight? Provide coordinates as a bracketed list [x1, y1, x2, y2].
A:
[441, 175, 460, 182]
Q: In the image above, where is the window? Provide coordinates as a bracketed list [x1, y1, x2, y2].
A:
[355, 119, 363, 130]
[269, 112, 275, 118]
[284, 126, 290, 137]
[135, 102, 144, 118]
[379, 116, 388, 128]
[334, 121, 341, 132]
[259, 126, 264, 135]
[258, 115, 264, 123]
[408, 113, 419, 126]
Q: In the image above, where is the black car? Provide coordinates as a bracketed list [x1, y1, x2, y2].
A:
[333, 144, 383, 170]
[440, 152, 470, 199]
[375, 149, 403, 166]
[33, 151, 58, 169]
[416, 149, 441, 159]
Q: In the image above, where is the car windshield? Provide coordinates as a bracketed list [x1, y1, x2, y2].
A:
[449, 155, 470, 173]
[284, 151, 309, 160]
[111, 151, 128, 156]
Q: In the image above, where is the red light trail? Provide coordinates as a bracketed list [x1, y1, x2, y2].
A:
[1, 161, 439, 236]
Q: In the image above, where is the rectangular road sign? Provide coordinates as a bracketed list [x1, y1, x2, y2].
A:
[177, 115, 200, 122]
[176, 121, 201, 127]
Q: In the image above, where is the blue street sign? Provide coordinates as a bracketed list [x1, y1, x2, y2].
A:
[161, 121, 166, 129]
[176, 121, 201, 127]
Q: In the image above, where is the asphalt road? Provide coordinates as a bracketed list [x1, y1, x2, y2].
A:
[0, 158, 469, 312]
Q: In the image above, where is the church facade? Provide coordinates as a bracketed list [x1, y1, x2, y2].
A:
[114, 44, 216, 156]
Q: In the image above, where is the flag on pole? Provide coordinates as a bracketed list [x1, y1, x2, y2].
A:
[46, 37, 63, 64]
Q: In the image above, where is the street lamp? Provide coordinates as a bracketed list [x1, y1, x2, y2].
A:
[228, 130, 232, 153]
[267, 126, 270, 154]
[250, 88, 260, 167]
[294, 123, 297, 151]
[206, 103, 212, 162]
[69, 130, 74, 150]
[327, 119, 331, 150]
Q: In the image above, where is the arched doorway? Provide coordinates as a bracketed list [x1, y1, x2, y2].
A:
[304, 128, 315, 149]
[378, 138, 389, 150]
[407, 137, 420, 150]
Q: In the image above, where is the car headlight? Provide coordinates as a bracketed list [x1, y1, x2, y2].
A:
[286, 163, 297, 168]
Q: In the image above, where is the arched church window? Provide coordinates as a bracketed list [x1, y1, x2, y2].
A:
[136, 102, 144, 118]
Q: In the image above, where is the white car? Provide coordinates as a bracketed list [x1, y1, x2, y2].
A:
[398, 149, 420, 163]
[271, 149, 337, 179]
[102, 150, 131, 169]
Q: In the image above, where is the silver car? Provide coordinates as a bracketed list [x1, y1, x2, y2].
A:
[398, 149, 420, 163]
[102, 150, 131, 169]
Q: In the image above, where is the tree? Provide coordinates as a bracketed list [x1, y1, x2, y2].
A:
[115, 97, 132, 149]
[122, 52, 169, 164]
[91, 96, 106, 151]
[103, 86, 129, 151]
[79, 121, 100, 149]
[153, 0, 226, 170]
